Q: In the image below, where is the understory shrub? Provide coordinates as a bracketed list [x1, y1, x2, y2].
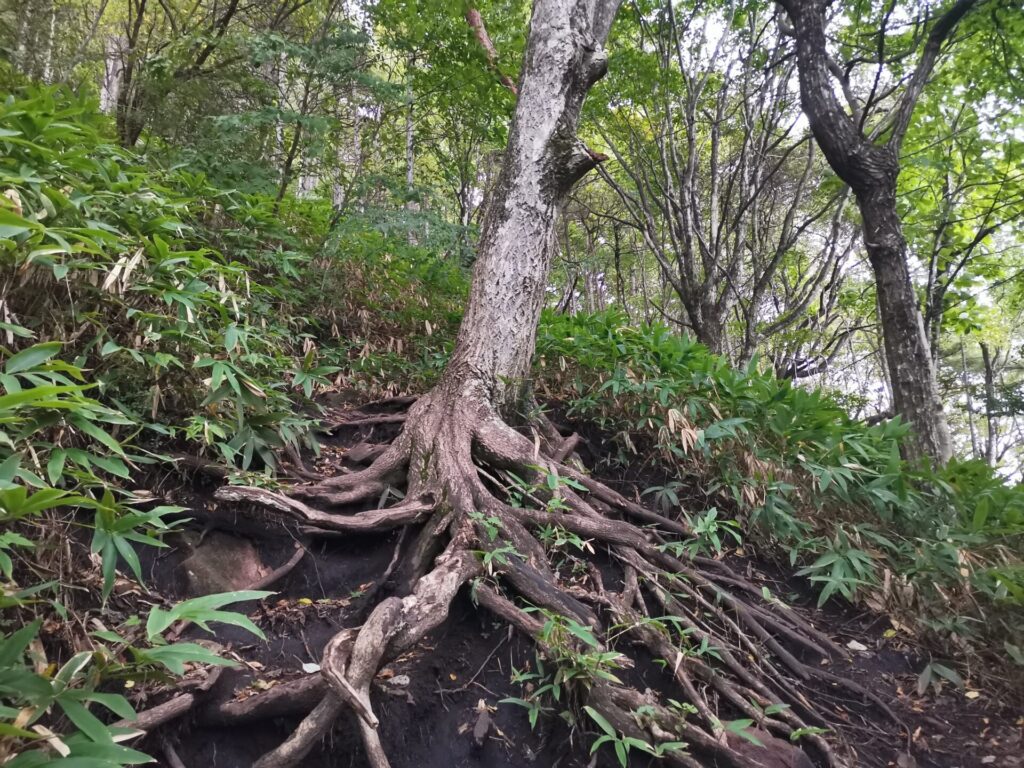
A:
[536, 310, 1024, 673]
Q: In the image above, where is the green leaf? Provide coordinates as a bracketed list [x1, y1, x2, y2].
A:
[725, 719, 763, 746]
[930, 662, 963, 688]
[70, 417, 125, 456]
[0, 620, 41, 666]
[1004, 643, 1024, 667]
[54, 651, 93, 689]
[4, 342, 62, 375]
[0, 384, 84, 411]
[972, 496, 991, 531]
[583, 705, 616, 737]
[0, 723, 39, 740]
[58, 698, 113, 744]
[565, 620, 599, 648]
[137, 642, 238, 675]
[47, 448, 67, 485]
[81, 693, 136, 721]
[0, 208, 40, 239]
[113, 536, 143, 584]
[145, 590, 272, 640]
[614, 740, 627, 767]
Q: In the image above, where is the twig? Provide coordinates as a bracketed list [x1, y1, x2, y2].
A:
[438, 634, 508, 694]
[249, 542, 307, 591]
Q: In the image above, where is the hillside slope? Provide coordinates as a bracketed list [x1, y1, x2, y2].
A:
[0, 85, 1021, 768]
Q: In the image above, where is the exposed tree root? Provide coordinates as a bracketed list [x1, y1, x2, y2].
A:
[215, 383, 883, 767]
[161, 740, 188, 768]
[203, 675, 326, 725]
[282, 443, 322, 481]
[345, 441, 392, 465]
[214, 485, 432, 535]
[116, 667, 223, 737]
[248, 541, 307, 591]
[323, 413, 409, 432]
[114, 693, 195, 735]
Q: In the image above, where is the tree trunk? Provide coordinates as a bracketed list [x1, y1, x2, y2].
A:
[233, 6, 844, 768]
[960, 340, 979, 460]
[980, 341, 997, 465]
[439, 0, 617, 413]
[779, 0, 959, 465]
[275, 77, 312, 211]
[696, 300, 725, 356]
[404, 58, 416, 206]
[12, 3, 28, 73]
[41, 0, 57, 82]
[115, 0, 148, 148]
[859, 181, 953, 463]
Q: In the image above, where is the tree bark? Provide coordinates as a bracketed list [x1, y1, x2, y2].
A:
[404, 56, 416, 205]
[980, 341, 997, 465]
[960, 340, 979, 460]
[859, 178, 952, 464]
[777, 0, 968, 465]
[439, 0, 620, 413]
[115, 0, 149, 147]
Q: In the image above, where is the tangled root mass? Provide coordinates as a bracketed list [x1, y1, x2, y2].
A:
[222, 380, 886, 768]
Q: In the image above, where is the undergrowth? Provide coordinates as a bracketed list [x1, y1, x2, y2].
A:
[1, 77, 1022, 766]
[0, 82, 462, 764]
[535, 311, 1024, 676]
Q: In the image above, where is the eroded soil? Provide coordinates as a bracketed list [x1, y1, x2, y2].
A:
[130, 399, 1022, 768]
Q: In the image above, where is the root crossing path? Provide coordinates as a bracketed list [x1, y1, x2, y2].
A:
[210, 388, 894, 768]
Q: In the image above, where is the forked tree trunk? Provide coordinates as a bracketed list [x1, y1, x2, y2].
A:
[778, 0, 969, 465]
[439, 0, 620, 413]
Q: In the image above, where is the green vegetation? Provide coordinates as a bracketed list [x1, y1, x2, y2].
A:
[1, 83, 1021, 764]
[537, 311, 1024, 666]
[1, 0, 1022, 763]
[0, 82, 464, 764]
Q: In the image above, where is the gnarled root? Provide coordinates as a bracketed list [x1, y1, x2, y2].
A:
[219, 382, 872, 768]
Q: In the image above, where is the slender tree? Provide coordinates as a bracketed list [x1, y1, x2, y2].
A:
[776, 0, 983, 464]
[596, 2, 853, 361]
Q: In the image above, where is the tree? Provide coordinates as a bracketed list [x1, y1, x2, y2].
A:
[228, 2, 853, 767]
[106, 0, 324, 147]
[775, 0, 993, 464]
[595, 1, 853, 361]
[908, 101, 1024, 361]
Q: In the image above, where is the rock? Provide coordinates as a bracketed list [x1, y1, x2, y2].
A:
[178, 531, 270, 595]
